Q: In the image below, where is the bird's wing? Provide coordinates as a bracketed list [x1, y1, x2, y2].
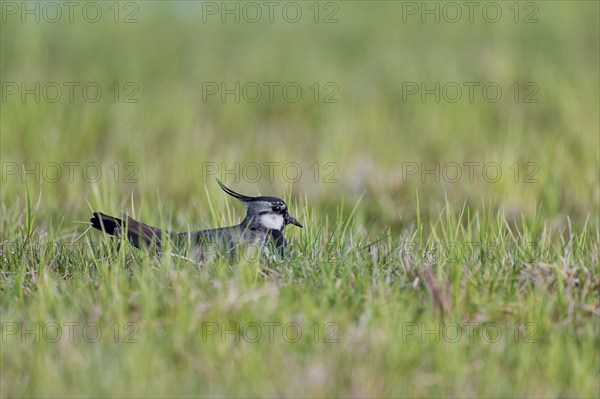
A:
[90, 212, 163, 249]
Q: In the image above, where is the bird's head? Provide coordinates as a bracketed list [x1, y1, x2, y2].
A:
[217, 180, 303, 231]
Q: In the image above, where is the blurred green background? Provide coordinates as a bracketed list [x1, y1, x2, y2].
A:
[1, 1, 599, 397]
[2, 2, 598, 233]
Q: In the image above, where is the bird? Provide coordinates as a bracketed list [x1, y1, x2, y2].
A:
[89, 180, 303, 260]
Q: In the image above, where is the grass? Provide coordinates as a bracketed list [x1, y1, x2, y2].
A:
[1, 198, 598, 397]
[1, 1, 599, 397]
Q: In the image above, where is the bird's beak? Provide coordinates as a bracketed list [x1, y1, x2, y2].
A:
[285, 213, 303, 228]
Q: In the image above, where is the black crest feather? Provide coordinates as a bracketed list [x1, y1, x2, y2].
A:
[217, 179, 256, 202]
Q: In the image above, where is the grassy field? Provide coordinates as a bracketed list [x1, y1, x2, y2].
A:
[1, 1, 599, 397]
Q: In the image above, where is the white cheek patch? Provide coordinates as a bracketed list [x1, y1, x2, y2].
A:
[260, 214, 284, 230]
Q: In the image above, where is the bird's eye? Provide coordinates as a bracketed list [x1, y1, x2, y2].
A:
[272, 205, 281, 212]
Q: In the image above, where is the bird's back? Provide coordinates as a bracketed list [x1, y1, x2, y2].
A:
[91, 212, 283, 261]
